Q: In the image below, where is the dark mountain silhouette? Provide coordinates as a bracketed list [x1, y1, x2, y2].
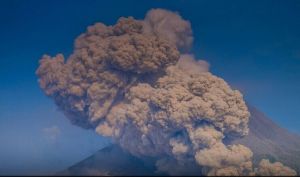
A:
[59, 105, 300, 176]
[59, 145, 164, 176]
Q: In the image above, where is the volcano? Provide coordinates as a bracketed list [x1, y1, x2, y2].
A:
[59, 105, 300, 176]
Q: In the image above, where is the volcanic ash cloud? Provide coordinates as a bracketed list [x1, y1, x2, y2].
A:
[36, 8, 296, 176]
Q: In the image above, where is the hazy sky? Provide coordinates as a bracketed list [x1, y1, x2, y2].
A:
[0, 0, 300, 175]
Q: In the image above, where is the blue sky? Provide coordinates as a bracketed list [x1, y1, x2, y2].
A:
[0, 0, 300, 175]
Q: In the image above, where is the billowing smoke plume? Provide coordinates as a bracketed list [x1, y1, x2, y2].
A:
[36, 9, 296, 176]
[255, 159, 297, 176]
[144, 8, 193, 52]
[177, 54, 210, 74]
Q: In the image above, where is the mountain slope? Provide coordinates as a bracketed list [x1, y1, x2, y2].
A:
[233, 105, 300, 173]
[59, 145, 164, 176]
[60, 105, 300, 175]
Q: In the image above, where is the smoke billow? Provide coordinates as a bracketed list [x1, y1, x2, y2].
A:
[143, 9, 193, 52]
[36, 8, 296, 176]
[255, 159, 297, 176]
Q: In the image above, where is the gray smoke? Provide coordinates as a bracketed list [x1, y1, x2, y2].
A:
[144, 8, 193, 52]
[36, 9, 296, 176]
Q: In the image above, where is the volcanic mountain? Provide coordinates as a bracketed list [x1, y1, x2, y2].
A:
[234, 105, 300, 173]
[59, 105, 300, 176]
